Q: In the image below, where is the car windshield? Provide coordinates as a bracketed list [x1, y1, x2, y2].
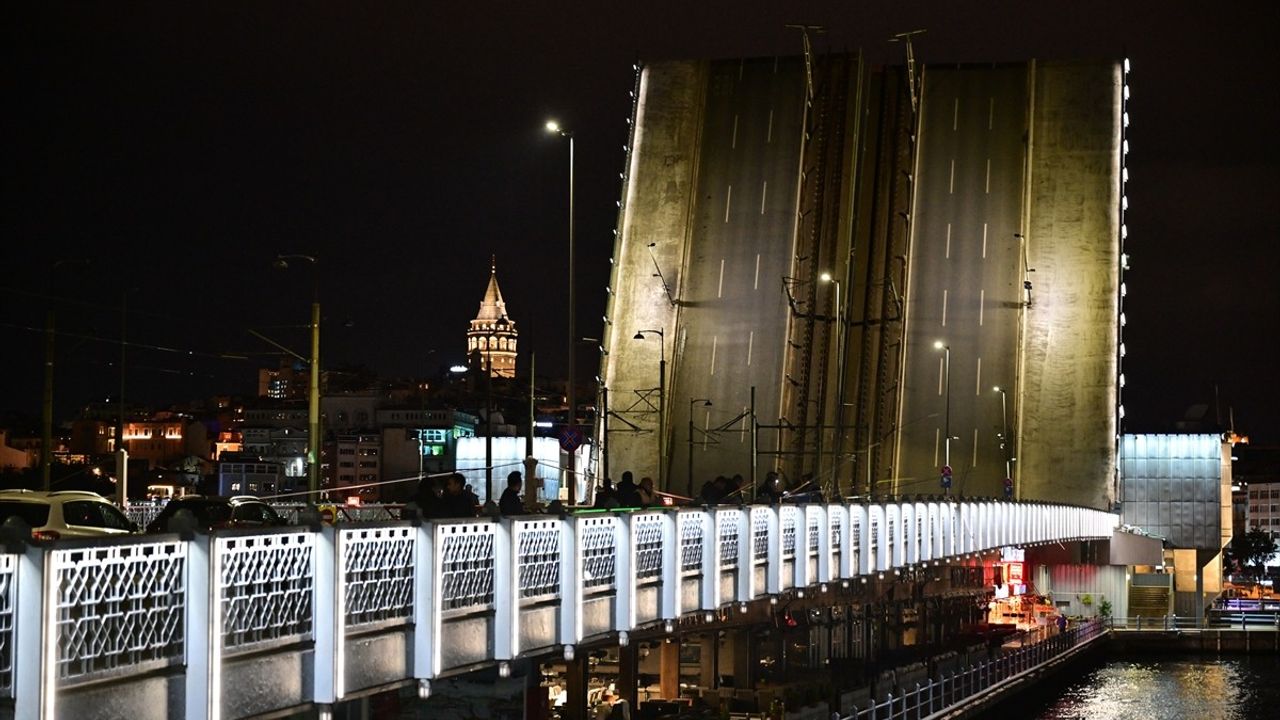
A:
[64, 500, 134, 530]
[0, 501, 51, 527]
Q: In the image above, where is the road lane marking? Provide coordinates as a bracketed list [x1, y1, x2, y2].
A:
[941, 289, 948, 327]
[972, 428, 978, 467]
[754, 254, 761, 289]
[945, 223, 952, 259]
[747, 331, 754, 365]
[937, 357, 945, 396]
[949, 159, 955, 194]
[988, 97, 994, 130]
[724, 185, 733, 222]
[934, 428, 941, 467]
[975, 356, 982, 395]
[717, 258, 725, 298]
[979, 289, 985, 326]
[982, 223, 988, 258]
[984, 158, 991, 194]
[767, 109, 774, 143]
[953, 98, 959, 131]
[710, 335, 718, 375]
[732, 114, 739, 149]
[740, 406, 748, 443]
[760, 181, 768, 214]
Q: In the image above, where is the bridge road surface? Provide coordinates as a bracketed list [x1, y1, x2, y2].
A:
[666, 57, 805, 498]
[896, 66, 1027, 497]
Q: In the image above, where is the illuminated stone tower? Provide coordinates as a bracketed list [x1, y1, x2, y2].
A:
[467, 257, 518, 378]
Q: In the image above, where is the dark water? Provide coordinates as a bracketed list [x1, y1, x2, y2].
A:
[1004, 653, 1280, 720]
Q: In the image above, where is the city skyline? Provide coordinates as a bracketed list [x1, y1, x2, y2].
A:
[3, 2, 1276, 440]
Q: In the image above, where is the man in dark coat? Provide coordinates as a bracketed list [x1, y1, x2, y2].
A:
[499, 471, 524, 515]
[440, 473, 478, 518]
[615, 470, 641, 507]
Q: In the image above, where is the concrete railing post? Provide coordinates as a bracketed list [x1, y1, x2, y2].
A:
[184, 533, 212, 720]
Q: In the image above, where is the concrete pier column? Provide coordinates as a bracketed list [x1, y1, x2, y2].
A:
[731, 629, 754, 688]
[659, 639, 681, 699]
[618, 642, 639, 708]
[699, 635, 717, 689]
[564, 654, 589, 720]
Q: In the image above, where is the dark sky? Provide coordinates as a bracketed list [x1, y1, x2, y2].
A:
[3, 2, 1277, 440]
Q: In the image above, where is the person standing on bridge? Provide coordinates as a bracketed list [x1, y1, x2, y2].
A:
[499, 471, 524, 515]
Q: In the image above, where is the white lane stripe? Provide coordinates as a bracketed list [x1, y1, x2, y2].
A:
[740, 406, 748, 443]
[988, 97, 994, 130]
[985, 158, 991, 194]
[982, 223, 988, 259]
[710, 336, 717, 375]
[717, 258, 725, 298]
[945, 223, 951, 259]
[979, 289, 985, 326]
[941, 289, 948, 327]
[937, 357, 945, 396]
[934, 428, 941, 467]
[731, 114, 739, 149]
[949, 159, 955, 194]
[975, 356, 982, 395]
[747, 331, 754, 365]
[972, 428, 979, 467]
[767, 109, 774, 143]
[760, 181, 768, 214]
[753, 254, 761, 289]
[724, 185, 733, 223]
[953, 97, 959, 131]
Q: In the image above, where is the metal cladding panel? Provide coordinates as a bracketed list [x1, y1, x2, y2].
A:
[54, 673, 182, 720]
[344, 631, 409, 694]
[1120, 434, 1223, 550]
[221, 647, 311, 719]
[439, 615, 493, 671]
[580, 595, 615, 639]
[635, 585, 661, 625]
[519, 604, 559, 653]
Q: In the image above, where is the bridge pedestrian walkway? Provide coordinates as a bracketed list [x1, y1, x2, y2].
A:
[0, 498, 1118, 719]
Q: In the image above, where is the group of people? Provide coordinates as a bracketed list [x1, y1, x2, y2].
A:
[593, 471, 658, 509]
[413, 470, 532, 519]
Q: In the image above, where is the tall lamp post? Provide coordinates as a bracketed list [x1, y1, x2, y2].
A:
[274, 254, 321, 504]
[993, 386, 1011, 480]
[688, 398, 712, 497]
[633, 329, 666, 489]
[820, 271, 843, 492]
[545, 119, 577, 506]
[934, 341, 951, 469]
[41, 258, 88, 490]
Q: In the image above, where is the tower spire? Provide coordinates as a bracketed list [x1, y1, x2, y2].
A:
[467, 257, 518, 378]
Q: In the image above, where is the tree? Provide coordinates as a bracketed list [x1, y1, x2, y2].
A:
[1227, 529, 1278, 578]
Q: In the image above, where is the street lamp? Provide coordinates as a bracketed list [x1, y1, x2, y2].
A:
[688, 398, 712, 497]
[934, 341, 951, 469]
[546, 119, 577, 506]
[993, 386, 1011, 481]
[633, 329, 666, 489]
[41, 258, 89, 490]
[820, 271, 844, 493]
[275, 254, 321, 504]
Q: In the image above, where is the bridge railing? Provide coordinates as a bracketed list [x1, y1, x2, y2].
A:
[4, 499, 1120, 719]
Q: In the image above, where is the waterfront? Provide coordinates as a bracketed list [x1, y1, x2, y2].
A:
[1006, 652, 1280, 719]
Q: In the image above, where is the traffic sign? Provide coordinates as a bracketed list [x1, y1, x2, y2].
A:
[559, 426, 583, 453]
[940, 465, 953, 490]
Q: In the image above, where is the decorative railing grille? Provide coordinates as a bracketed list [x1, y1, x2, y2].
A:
[438, 523, 495, 612]
[51, 540, 186, 682]
[679, 514, 704, 573]
[780, 506, 798, 559]
[632, 514, 664, 581]
[718, 510, 742, 570]
[579, 517, 618, 591]
[516, 520, 561, 600]
[219, 531, 314, 650]
[751, 509, 770, 563]
[0, 555, 16, 696]
[807, 515, 820, 556]
[341, 526, 415, 627]
[830, 513, 843, 552]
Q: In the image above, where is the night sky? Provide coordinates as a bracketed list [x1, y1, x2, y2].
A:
[4, 2, 1277, 440]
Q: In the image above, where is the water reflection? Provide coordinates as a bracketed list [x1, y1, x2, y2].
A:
[1030, 655, 1280, 720]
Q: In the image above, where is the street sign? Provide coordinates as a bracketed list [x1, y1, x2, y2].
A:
[559, 426, 583, 453]
[940, 465, 953, 490]
[1003, 477, 1013, 499]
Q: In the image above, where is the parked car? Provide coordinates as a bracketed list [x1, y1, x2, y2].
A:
[0, 489, 137, 540]
[145, 495, 288, 533]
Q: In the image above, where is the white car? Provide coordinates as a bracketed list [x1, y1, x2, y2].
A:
[0, 490, 137, 540]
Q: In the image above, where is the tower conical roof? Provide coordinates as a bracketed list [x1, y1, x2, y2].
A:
[474, 257, 510, 323]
